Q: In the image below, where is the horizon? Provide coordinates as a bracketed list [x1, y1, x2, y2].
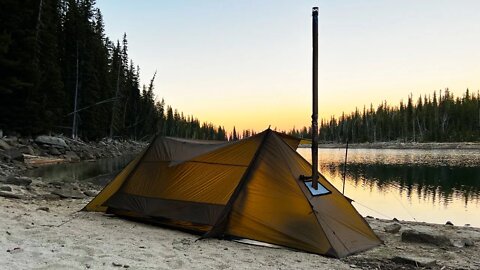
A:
[96, 0, 480, 132]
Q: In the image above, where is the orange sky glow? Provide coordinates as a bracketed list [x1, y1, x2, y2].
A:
[97, 1, 480, 133]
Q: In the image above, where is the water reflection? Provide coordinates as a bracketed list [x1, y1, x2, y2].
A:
[25, 154, 136, 184]
[298, 148, 480, 227]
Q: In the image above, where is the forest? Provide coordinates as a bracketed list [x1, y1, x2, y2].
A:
[289, 89, 480, 143]
[2, 1, 479, 143]
[0, 0, 228, 141]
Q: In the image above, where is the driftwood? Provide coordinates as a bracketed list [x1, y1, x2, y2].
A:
[22, 154, 66, 166]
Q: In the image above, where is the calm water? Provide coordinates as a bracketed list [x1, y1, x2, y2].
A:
[25, 154, 136, 185]
[298, 148, 480, 227]
[26, 148, 480, 227]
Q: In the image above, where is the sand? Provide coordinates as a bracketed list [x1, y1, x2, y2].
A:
[1, 196, 480, 270]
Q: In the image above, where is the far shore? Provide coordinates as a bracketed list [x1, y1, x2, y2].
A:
[299, 141, 480, 150]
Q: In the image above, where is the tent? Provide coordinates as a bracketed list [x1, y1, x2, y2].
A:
[84, 129, 381, 258]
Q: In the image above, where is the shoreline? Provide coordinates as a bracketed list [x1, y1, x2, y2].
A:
[300, 141, 480, 150]
[1, 135, 479, 269]
[1, 134, 147, 178]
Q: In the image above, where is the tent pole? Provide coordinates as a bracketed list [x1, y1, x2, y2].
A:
[342, 139, 349, 194]
[312, 7, 319, 189]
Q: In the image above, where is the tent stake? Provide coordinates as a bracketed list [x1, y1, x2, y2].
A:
[312, 7, 319, 189]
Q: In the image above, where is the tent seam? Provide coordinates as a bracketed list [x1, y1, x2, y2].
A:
[200, 130, 271, 239]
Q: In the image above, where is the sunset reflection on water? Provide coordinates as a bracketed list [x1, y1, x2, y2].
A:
[298, 148, 480, 227]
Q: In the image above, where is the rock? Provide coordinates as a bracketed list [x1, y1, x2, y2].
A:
[0, 191, 23, 199]
[384, 223, 401, 233]
[64, 151, 80, 162]
[452, 240, 465, 248]
[392, 217, 399, 222]
[464, 238, 475, 247]
[391, 255, 436, 267]
[51, 189, 85, 199]
[5, 176, 32, 186]
[452, 238, 475, 247]
[36, 207, 50, 212]
[401, 229, 451, 246]
[6, 247, 23, 254]
[80, 152, 95, 160]
[48, 181, 63, 187]
[39, 193, 61, 200]
[0, 139, 11, 150]
[3, 148, 23, 161]
[18, 138, 30, 145]
[49, 147, 62, 156]
[83, 190, 98, 197]
[19, 146, 35, 156]
[0, 186, 12, 192]
[35, 135, 68, 148]
[446, 221, 454, 226]
[112, 262, 123, 267]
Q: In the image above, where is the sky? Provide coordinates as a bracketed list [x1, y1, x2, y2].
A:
[96, 0, 480, 133]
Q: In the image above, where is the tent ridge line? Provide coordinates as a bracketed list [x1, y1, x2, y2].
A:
[200, 129, 272, 239]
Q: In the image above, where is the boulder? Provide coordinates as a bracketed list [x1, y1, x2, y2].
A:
[83, 190, 98, 197]
[391, 255, 436, 267]
[452, 238, 475, 248]
[51, 188, 85, 199]
[39, 193, 61, 200]
[19, 146, 35, 155]
[49, 147, 62, 156]
[18, 138, 30, 145]
[64, 151, 80, 162]
[464, 238, 475, 247]
[3, 146, 35, 161]
[0, 185, 12, 191]
[4, 176, 32, 186]
[384, 223, 401, 234]
[0, 191, 24, 199]
[35, 135, 68, 148]
[3, 136, 18, 146]
[401, 229, 451, 246]
[3, 148, 24, 161]
[445, 221, 454, 226]
[0, 139, 11, 150]
[80, 151, 95, 160]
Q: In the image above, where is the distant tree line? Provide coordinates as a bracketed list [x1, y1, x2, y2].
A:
[0, 0, 227, 141]
[289, 89, 480, 143]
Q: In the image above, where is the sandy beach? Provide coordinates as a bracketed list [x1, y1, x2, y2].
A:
[1, 136, 480, 269]
[1, 190, 479, 270]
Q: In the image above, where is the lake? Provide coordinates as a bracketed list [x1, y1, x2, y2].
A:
[297, 148, 480, 227]
[26, 147, 480, 227]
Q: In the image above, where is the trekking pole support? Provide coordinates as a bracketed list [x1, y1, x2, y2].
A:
[312, 7, 319, 189]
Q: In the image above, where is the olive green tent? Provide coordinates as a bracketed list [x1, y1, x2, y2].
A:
[84, 129, 381, 257]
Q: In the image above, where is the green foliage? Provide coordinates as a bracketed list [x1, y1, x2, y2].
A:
[290, 89, 480, 143]
[0, 0, 227, 141]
